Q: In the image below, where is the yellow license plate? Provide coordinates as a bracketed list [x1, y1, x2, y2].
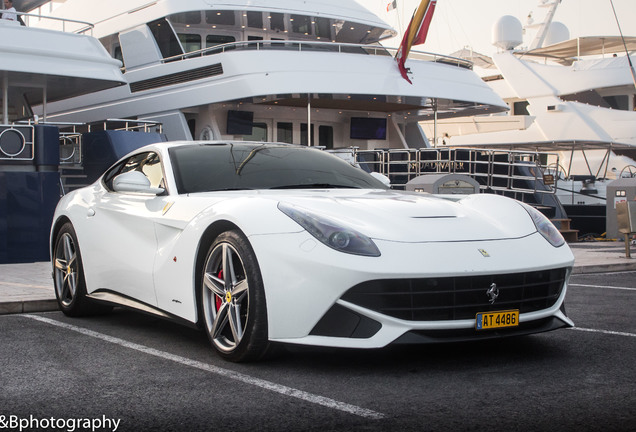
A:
[475, 310, 519, 330]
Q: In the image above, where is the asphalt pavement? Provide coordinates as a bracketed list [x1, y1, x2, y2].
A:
[1, 240, 635, 315]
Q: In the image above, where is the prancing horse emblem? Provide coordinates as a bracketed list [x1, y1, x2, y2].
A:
[487, 283, 499, 304]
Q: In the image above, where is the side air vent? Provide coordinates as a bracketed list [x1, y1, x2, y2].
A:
[129, 63, 224, 93]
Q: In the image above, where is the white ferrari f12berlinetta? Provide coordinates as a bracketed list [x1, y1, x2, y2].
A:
[51, 141, 574, 362]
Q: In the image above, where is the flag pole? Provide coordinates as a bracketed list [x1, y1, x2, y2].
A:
[433, 98, 438, 148]
[307, 93, 311, 146]
[395, 0, 437, 84]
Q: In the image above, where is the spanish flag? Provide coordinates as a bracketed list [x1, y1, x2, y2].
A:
[395, 0, 437, 84]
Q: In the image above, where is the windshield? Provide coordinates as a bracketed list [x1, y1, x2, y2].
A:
[169, 143, 388, 194]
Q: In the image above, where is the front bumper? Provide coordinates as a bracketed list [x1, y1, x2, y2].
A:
[248, 231, 574, 348]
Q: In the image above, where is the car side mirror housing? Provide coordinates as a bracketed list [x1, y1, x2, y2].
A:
[112, 171, 165, 195]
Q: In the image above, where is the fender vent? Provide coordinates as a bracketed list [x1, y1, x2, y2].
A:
[130, 63, 223, 92]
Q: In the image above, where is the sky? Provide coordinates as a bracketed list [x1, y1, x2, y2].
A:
[361, 0, 636, 56]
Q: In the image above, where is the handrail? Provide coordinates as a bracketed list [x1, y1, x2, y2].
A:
[353, 147, 559, 196]
[0, 124, 35, 161]
[17, 118, 162, 133]
[99, 119, 163, 133]
[161, 40, 473, 69]
[2, 10, 95, 35]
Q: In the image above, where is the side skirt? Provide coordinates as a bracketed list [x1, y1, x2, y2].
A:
[87, 290, 199, 329]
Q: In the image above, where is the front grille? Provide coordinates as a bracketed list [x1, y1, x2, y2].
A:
[340, 268, 567, 321]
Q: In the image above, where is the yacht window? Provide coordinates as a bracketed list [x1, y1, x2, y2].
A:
[243, 122, 268, 142]
[315, 18, 332, 39]
[248, 36, 263, 41]
[270, 13, 285, 32]
[513, 101, 529, 116]
[148, 18, 183, 59]
[170, 11, 201, 25]
[113, 45, 123, 64]
[319, 126, 334, 149]
[206, 10, 235, 26]
[603, 95, 629, 111]
[178, 34, 202, 53]
[100, 35, 124, 65]
[300, 123, 315, 146]
[291, 15, 312, 35]
[247, 11, 263, 29]
[561, 90, 609, 108]
[277, 122, 293, 143]
[206, 35, 236, 47]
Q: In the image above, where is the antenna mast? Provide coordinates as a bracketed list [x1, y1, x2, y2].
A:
[528, 0, 562, 50]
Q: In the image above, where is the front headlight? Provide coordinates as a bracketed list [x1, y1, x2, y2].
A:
[520, 203, 565, 248]
[278, 202, 381, 257]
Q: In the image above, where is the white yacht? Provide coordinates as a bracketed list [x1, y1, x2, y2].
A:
[0, 4, 127, 263]
[419, 0, 636, 234]
[420, 0, 636, 233]
[32, 0, 507, 151]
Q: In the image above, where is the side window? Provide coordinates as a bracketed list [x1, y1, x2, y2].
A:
[178, 33, 202, 53]
[277, 122, 293, 143]
[103, 152, 165, 192]
[147, 18, 183, 59]
[206, 34, 236, 48]
[141, 153, 165, 189]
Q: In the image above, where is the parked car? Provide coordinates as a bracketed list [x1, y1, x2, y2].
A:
[51, 141, 574, 362]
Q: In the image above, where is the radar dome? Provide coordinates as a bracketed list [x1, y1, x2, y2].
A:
[544, 22, 570, 46]
[492, 15, 523, 50]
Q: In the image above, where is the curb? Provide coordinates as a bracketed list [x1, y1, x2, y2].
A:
[0, 299, 59, 315]
[572, 262, 636, 274]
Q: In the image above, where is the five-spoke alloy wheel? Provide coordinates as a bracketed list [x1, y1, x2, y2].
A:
[201, 230, 269, 362]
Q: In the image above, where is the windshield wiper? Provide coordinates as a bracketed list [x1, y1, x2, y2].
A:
[270, 183, 360, 190]
[210, 187, 255, 192]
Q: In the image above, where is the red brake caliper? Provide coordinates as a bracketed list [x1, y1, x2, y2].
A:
[215, 269, 223, 311]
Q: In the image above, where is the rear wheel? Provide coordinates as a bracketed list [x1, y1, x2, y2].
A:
[53, 223, 110, 316]
[201, 230, 269, 362]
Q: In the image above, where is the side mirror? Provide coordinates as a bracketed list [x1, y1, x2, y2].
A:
[112, 171, 164, 195]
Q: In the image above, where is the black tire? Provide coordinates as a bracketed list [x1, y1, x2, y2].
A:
[200, 230, 270, 362]
[52, 223, 111, 316]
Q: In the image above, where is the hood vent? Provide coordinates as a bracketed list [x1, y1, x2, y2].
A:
[130, 63, 223, 93]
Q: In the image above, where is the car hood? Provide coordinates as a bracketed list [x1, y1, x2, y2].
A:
[270, 190, 536, 243]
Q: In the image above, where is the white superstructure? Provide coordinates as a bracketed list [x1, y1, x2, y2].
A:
[0, 8, 127, 263]
[420, 0, 636, 206]
[31, 0, 507, 150]
[0, 12, 124, 124]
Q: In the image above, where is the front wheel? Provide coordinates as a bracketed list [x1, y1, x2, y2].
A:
[201, 230, 270, 362]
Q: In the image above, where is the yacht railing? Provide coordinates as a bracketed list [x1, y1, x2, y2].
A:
[8, 119, 163, 166]
[10, 11, 94, 35]
[162, 40, 473, 69]
[354, 147, 559, 200]
[0, 124, 34, 161]
[93, 119, 164, 134]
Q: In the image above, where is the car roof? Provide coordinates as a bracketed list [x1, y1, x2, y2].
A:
[141, 140, 313, 154]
